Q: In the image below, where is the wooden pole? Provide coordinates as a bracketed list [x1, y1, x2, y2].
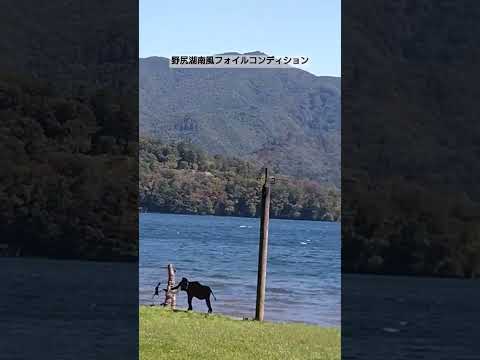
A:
[163, 263, 176, 309]
[255, 168, 271, 321]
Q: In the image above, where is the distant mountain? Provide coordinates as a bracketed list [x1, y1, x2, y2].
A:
[140, 54, 340, 186]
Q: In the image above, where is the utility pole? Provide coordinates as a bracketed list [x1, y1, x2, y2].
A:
[255, 168, 271, 321]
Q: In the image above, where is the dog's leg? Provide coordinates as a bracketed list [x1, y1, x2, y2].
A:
[187, 294, 193, 311]
[206, 296, 212, 314]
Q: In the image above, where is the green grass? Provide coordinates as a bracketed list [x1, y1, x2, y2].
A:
[140, 306, 340, 360]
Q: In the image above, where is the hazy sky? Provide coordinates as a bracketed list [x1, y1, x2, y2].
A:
[140, 0, 340, 77]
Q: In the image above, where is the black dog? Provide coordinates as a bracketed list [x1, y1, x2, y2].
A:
[172, 277, 216, 313]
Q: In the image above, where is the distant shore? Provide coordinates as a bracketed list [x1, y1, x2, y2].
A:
[139, 209, 339, 222]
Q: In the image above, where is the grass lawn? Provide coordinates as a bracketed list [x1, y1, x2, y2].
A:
[140, 306, 340, 360]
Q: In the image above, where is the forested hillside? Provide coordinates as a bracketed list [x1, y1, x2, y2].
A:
[140, 56, 340, 186]
[0, 73, 137, 260]
[140, 138, 340, 221]
[342, 1, 480, 277]
[0, 0, 138, 260]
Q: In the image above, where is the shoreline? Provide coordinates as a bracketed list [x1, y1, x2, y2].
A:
[139, 210, 340, 223]
[140, 304, 339, 328]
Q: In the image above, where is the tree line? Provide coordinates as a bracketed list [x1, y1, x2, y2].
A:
[342, 174, 480, 278]
[0, 73, 137, 260]
[139, 138, 340, 221]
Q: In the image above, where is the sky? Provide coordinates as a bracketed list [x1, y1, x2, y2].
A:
[140, 0, 340, 77]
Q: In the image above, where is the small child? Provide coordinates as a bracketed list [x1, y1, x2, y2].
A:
[152, 282, 162, 299]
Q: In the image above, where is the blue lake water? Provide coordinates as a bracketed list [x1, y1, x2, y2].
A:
[140, 213, 340, 326]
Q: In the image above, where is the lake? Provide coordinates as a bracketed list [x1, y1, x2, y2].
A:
[1, 257, 138, 359]
[342, 274, 480, 359]
[140, 213, 340, 326]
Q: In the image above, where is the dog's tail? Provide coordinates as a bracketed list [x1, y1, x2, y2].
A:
[210, 288, 217, 301]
